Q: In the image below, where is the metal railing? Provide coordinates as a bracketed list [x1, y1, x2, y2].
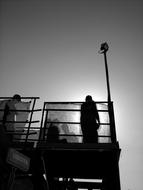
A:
[38, 101, 117, 144]
[0, 97, 41, 150]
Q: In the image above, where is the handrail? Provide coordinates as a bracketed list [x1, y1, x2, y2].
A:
[0, 120, 40, 123]
[43, 109, 108, 112]
[0, 97, 40, 99]
[46, 121, 110, 125]
[44, 101, 110, 104]
[0, 99, 117, 147]
[24, 98, 37, 148]
[0, 96, 41, 149]
[38, 101, 117, 144]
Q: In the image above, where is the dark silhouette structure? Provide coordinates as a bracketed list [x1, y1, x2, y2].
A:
[80, 95, 100, 143]
[0, 42, 122, 190]
[46, 124, 60, 143]
[47, 124, 67, 143]
[0, 96, 40, 190]
[0, 97, 121, 190]
[2, 94, 21, 142]
[37, 101, 121, 190]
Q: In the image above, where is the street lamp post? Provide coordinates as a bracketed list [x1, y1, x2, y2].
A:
[99, 42, 111, 103]
[99, 42, 117, 143]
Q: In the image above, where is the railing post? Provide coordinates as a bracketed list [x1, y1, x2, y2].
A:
[108, 102, 117, 143]
[99, 43, 117, 143]
[24, 98, 37, 149]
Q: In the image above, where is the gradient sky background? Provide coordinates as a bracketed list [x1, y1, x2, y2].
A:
[0, 0, 143, 189]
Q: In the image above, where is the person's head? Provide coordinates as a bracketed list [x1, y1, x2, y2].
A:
[12, 94, 21, 103]
[85, 95, 93, 102]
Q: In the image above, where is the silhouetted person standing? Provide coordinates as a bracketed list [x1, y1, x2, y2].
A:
[2, 94, 21, 142]
[0, 94, 21, 189]
[80, 95, 100, 143]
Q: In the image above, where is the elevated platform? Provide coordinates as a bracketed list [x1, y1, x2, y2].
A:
[37, 142, 121, 179]
[0, 99, 121, 189]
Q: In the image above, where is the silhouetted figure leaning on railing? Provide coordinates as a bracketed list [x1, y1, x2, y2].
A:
[80, 95, 100, 143]
[46, 124, 67, 143]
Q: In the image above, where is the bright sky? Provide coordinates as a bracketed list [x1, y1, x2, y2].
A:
[1, 0, 143, 189]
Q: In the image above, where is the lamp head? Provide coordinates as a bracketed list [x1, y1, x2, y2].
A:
[100, 42, 109, 53]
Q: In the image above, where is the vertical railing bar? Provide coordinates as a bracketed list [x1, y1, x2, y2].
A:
[43, 105, 49, 141]
[24, 98, 37, 149]
[109, 102, 117, 143]
[38, 103, 47, 143]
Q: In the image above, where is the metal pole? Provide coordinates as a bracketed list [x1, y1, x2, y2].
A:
[99, 42, 111, 102]
[99, 43, 117, 143]
[103, 51, 111, 103]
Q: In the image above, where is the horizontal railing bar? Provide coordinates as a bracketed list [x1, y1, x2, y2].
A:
[46, 121, 80, 124]
[45, 121, 110, 125]
[43, 109, 108, 112]
[44, 101, 110, 104]
[0, 121, 109, 125]
[6, 132, 37, 135]
[43, 134, 111, 137]
[0, 97, 40, 99]
[0, 120, 40, 123]
[0, 109, 41, 112]
[15, 127, 40, 129]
